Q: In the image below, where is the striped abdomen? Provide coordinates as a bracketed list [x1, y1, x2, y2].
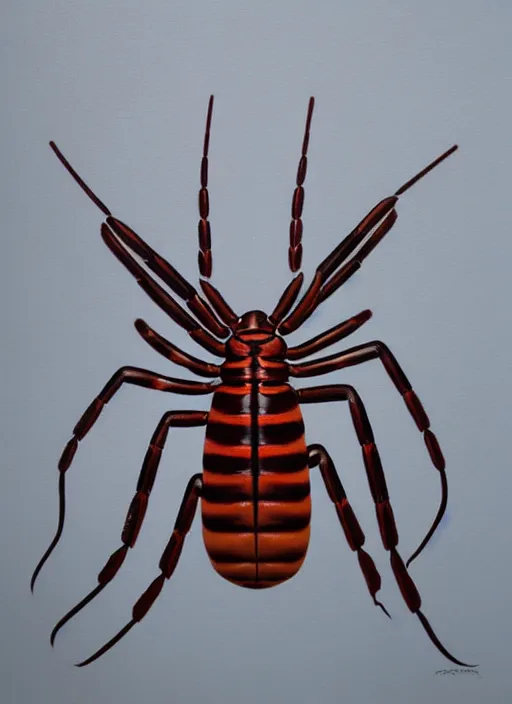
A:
[201, 382, 311, 589]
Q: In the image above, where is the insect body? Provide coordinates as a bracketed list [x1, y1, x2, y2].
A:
[31, 97, 476, 668]
[203, 316, 311, 588]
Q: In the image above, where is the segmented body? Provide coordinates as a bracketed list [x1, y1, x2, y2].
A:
[201, 333, 311, 588]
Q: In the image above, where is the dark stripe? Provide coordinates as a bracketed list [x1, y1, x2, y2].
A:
[257, 546, 307, 563]
[201, 483, 252, 502]
[202, 515, 253, 532]
[202, 481, 310, 504]
[259, 482, 310, 501]
[259, 421, 304, 445]
[210, 547, 305, 564]
[211, 391, 251, 414]
[258, 389, 298, 414]
[258, 515, 310, 532]
[203, 453, 250, 475]
[206, 421, 253, 445]
[207, 549, 254, 563]
[259, 452, 307, 474]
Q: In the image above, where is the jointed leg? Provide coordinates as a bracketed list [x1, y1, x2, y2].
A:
[269, 273, 305, 327]
[49, 411, 207, 645]
[287, 310, 372, 360]
[299, 384, 475, 667]
[30, 369, 215, 591]
[99, 222, 227, 351]
[288, 97, 315, 272]
[308, 443, 390, 617]
[198, 96, 214, 278]
[76, 474, 203, 667]
[291, 341, 446, 566]
[134, 319, 220, 377]
[199, 280, 239, 327]
[49, 141, 229, 347]
[279, 145, 458, 334]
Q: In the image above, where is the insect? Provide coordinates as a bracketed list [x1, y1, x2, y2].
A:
[31, 97, 475, 668]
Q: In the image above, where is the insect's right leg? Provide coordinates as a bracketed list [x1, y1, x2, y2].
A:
[308, 443, 390, 618]
[30, 368, 215, 591]
[49, 411, 208, 645]
[76, 474, 203, 667]
[287, 309, 372, 360]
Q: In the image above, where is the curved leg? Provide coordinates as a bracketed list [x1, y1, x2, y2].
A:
[299, 384, 476, 667]
[291, 341, 446, 566]
[50, 411, 208, 645]
[308, 443, 390, 617]
[30, 368, 215, 591]
[76, 474, 203, 667]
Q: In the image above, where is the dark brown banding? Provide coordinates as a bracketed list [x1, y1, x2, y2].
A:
[258, 515, 310, 532]
[258, 421, 304, 445]
[205, 540, 256, 563]
[206, 421, 252, 446]
[203, 453, 251, 475]
[257, 545, 307, 563]
[211, 389, 252, 414]
[257, 388, 298, 414]
[258, 452, 307, 474]
[202, 516, 255, 532]
[258, 481, 310, 501]
[201, 483, 252, 501]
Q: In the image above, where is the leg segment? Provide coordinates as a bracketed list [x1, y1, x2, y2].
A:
[49, 141, 229, 346]
[30, 368, 215, 591]
[288, 97, 315, 272]
[308, 443, 390, 617]
[75, 474, 203, 667]
[50, 412, 208, 645]
[199, 280, 239, 327]
[279, 145, 458, 335]
[269, 273, 304, 326]
[134, 319, 220, 377]
[299, 384, 475, 667]
[291, 341, 446, 566]
[198, 96, 214, 278]
[287, 309, 372, 360]
[100, 221, 228, 345]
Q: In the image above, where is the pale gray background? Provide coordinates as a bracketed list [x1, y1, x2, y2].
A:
[3, 1, 511, 702]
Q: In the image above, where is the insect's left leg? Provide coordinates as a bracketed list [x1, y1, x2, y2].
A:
[75, 473, 203, 667]
[49, 410, 208, 645]
[308, 443, 390, 617]
[292, 341, 446, 566]
[299, 384, 475, 667]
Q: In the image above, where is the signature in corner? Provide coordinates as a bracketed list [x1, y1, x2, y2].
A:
[435, 668, 482, 678]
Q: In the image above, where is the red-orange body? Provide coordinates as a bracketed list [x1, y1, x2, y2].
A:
[202, 326, 311, 588]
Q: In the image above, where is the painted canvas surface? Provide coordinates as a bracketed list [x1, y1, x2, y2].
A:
[2, 1, 511, 702]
